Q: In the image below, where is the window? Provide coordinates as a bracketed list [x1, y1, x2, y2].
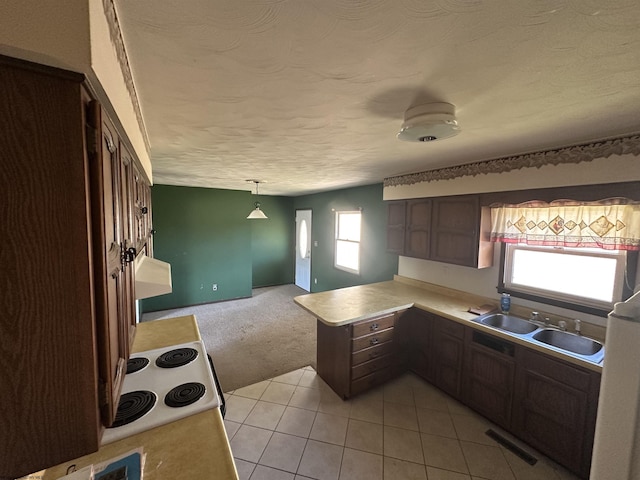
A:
[501, 243, 634, 315]
[335, 210, 361, 274]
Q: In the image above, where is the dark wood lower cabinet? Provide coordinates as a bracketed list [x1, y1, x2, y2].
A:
[432, 316, 465, 398]
[316, 312, 405, 399]
[316, 309, 601, 479]
[462, 330, 516, 429]
[513, 349, 600, 479]
[408, 310, 435, 382]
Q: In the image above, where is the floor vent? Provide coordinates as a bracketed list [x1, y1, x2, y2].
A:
[485, 429, 538, 466]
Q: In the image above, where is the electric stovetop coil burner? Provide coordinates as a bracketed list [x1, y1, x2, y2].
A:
[126, 357, 150, 374]
[112, 390, 157, 427]
[155, 347, 198, 368]
[102, 340, 220, 445]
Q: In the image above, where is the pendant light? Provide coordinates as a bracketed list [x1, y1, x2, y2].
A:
[246, 180, 268, 219]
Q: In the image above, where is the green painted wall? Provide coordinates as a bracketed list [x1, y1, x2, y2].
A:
[142, 185, 295, 312]
[142, 182, 396, 311]
[293, 183, 398, 293]
[250, 195, 295, 287]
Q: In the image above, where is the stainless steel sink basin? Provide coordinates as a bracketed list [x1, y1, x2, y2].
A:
[476, 313, 538, 334]
[532, 329, 604, 356]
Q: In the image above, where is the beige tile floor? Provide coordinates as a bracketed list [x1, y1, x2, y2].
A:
[223, 367, 581, 480]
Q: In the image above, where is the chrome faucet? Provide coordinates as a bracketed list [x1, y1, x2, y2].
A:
[530, 312, 550, 327]
[574, 319, 582, 336]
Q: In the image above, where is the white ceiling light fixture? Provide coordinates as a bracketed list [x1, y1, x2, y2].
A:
[246, 180, 268, 219]
[397, 102, 460, 142]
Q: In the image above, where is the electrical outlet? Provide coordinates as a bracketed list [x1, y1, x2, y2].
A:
[212, 284, 218, 291]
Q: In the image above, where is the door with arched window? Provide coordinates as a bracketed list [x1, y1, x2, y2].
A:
[295, 209, 312, 291]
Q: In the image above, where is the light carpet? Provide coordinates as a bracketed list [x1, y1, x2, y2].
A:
[141, 284, 317, 392]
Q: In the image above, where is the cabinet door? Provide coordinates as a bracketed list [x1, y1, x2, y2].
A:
[513, 349, 599, 478]
[408, 310, 434, 382]
[462, 330, 515, 429]
[430, 196, 480, 266]
[386, 201, 406, 254]
[87, 103, 130, 426]
[432, 316, 464, 399]
[133, 162, 153, 255]
[120, 143, 137, 345]
[405, 199, 432, 259]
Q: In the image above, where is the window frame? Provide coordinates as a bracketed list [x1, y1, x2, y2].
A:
[498, 243, 638, 317]
[334, 210, 362, 275]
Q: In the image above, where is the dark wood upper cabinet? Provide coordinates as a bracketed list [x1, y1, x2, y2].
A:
[431, 196, 493, 268]
[386, 200, 406, 255]
[404, 199, 432, 259]
[387, 195, 493, 268]
[0, 55, 149, 479]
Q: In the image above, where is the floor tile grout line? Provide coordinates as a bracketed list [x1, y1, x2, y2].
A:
[229, 370, 573, 480]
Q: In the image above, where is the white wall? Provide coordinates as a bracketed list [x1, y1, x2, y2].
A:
[0, 1, 152, 181]
[88, 0, 152, 181]
[0, 1, 90, 72]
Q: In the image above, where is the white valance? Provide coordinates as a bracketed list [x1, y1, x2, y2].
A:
[490, 198, 640, 251]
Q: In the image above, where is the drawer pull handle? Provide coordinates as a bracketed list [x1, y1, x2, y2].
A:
[370, 338, 379, 346]
[369, 351, 380, 359]
[370, 323, 379, 331]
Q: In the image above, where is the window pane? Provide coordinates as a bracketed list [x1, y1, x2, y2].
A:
[336, 240, 359, 272]
[299, 219, 308, 259]
[510, 248, 618, 303]
[338, 213, 361, 241]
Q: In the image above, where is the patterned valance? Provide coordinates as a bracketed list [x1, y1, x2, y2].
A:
[490, 198, 640, 251]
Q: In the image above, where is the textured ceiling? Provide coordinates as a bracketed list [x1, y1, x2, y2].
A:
[115, 0, 640, 196]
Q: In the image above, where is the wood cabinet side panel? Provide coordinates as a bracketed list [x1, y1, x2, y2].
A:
[0, 62, 100, 478]
[316, 320, 351, 398]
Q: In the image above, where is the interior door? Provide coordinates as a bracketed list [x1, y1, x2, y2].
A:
[295, 209, 312, 291]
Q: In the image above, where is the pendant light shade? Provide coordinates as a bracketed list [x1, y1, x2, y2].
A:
[247, 180, 268, 219]
[247, 202, 268, 219]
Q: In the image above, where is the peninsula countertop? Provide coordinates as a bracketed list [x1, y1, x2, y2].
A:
[294, 276, 487, 327]
[31, 316, 238, 480]
[294, 275, 605, 373]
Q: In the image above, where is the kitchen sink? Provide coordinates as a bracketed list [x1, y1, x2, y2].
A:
[475, 313, 539, 334]
[532, 329, 604, 356]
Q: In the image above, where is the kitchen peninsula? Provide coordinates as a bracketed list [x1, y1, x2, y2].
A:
[294, 275, 604, 478]
[27, 316, 238, 480]
[294, 275, 605, 371]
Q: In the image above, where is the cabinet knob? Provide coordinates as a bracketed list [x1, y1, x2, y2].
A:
[141, 206, 148, 214]
[370, 323, 379, 331]
[122, 246, 137, 265]
[370, 338, 379, 346]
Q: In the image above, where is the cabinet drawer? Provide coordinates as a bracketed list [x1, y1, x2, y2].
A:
[352, 342, 395, 366]
[438, 317, 464, 338]
[520, 349, 591, 391]
[352, 328, 394, 352]
[350, 366, 395, 396]
[352, 314, 395, 338]
[351, 354, 396, 381]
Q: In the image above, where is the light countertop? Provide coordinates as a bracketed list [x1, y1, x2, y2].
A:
[29, 315, 238, 480]
[294, 276, 604, 373]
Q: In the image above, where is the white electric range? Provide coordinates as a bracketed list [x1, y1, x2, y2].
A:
[101, 340, 224, 445]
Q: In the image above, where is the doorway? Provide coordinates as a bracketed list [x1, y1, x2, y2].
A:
[295, 209, 312, 291]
